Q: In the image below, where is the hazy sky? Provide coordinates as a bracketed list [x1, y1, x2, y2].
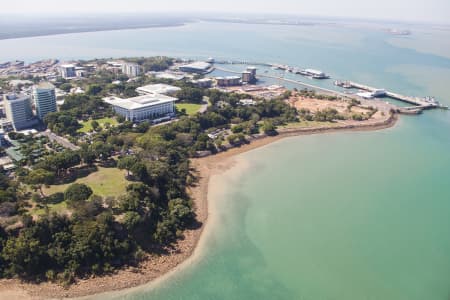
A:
[2, 0, 450, 24]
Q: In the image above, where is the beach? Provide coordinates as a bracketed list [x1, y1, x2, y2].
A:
[0, 113, 398, 300]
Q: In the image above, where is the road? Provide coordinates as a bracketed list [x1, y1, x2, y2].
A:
[39, 131, 80, 151]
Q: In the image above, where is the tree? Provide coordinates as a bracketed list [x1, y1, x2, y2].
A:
[131, 162, 148, 182]
[176, 87, 204, 104]
[1, 229, 47, 277]
[117, 156, 138, 177]
[262, 120, 277, 136]
[24, 169, 55, 197]
[123, 211, 142, 233]
[86, 84, 103, 96]
[64, 183, 93, 203]
[91, 142, 113, 161]
[91, 120, 100, 131]
[80, 148, 96, 165]
[59, 83, 73, 93]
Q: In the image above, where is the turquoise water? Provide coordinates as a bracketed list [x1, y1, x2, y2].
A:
[1, 21, 450, 299]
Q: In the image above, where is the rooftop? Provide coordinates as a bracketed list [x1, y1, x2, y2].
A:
[35, 81, 55, 90]
[4, 93, 29, 102]
[216, 76, 241, 80]
[180, 61, 211, 71]
[305, 69, 325, 75]
[8, 79, 33, 87]
[136, 84, 181, 95]
[152, 72, 185, 81]
[103, 94, 177, 110]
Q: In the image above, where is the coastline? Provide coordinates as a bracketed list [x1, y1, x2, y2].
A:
[0, 113, 398, 300]
[0, 23, 187, 42]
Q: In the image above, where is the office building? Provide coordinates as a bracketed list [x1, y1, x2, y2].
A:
[3, 93, 37, 131]
[122, 63, 142, 77]
[59, 64, 76, 79]
[33, 82, 57, 120]
[103, 94, 177, 122]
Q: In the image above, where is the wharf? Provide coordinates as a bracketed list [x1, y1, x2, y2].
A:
[212, 65, 446, 114]
[345, 81, 438, 108]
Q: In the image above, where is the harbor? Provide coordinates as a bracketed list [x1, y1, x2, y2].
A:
[213, 60, 448, 113]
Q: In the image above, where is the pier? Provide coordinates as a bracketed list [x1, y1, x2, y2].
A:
[335, 81, 450, 111]
[215, 60, 272, 67]
[212, 64, 447, 113]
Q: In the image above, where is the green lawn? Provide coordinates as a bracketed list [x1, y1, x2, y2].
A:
[176, 103, 202, 116]
[33, 201, 68, 216]
[78, 117, 119, 133]
[43, 167, 129, 198]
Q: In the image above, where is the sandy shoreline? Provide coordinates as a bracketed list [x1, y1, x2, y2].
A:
[0, 113, 398, 300]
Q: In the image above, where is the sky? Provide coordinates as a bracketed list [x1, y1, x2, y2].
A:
[2, 0, 450, 24]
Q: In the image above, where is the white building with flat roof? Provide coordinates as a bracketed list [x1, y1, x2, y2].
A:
[136, 84, 181, 96]
[104, 94, 177, 122]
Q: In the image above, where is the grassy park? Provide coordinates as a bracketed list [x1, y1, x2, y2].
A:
[176, 103, 202, 116]
[32, 167, 128, 215]
[78, 117, 119, 133]
[42, 167, 128, 197]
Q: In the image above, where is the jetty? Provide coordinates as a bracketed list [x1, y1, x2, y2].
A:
[212, 64, 447, 113]
[334, 80, 450, 111]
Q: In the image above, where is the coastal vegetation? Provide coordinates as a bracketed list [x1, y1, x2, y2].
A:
[0, 56, 391, 289]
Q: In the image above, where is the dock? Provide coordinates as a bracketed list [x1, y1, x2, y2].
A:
[343, 81, 439, 108]
[212, 63, 447, 113]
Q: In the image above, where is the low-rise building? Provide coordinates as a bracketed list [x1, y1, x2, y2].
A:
[103, 94, 177, 122]
[303, 69, 329, 79]
[192, 78, 213, 88]
[136, 84, 181, 96]
[179, 62, 212, 74]
[216, 76, 241, 87]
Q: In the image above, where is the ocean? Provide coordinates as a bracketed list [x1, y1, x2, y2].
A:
[1, 20, 449, 300]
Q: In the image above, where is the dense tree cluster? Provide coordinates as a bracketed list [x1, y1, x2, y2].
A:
[123, 56, 174, 72]
[176, 87, 204, 104]
[44, 94, 113, 135]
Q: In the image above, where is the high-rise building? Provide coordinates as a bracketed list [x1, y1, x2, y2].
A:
[3, 93, 36, 131]
[33, 82, 57, 120]
[121, 63, 142, 77]
[59, 64, 76, 79]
